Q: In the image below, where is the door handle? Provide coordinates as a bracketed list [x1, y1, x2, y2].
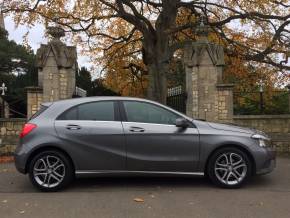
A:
[129, 126, 145, 132]
[66, 124, 81, 130]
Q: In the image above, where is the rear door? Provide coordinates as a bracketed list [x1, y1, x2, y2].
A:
[54, 100, 126, 171]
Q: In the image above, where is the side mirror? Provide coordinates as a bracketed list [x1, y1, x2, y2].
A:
[175, 118, 189, 128]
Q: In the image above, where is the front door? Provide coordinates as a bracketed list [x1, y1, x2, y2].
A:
[121, 100, 200, 172]
[55, 100, 126, 171]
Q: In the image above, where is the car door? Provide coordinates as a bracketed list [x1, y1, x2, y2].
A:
[54, 100, 126, 171]
[121, 100, 200, 173]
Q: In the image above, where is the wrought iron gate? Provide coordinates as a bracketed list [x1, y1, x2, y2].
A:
[166, 86, 187, 114]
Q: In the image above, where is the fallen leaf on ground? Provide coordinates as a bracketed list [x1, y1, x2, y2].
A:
[2, 200, 8, 203]
[19, 210, 25, 214]
[134, 198, 144, 203]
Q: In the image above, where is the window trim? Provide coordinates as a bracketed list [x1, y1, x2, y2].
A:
[120, 100, 195, 128]
[56, 100, 120, 122]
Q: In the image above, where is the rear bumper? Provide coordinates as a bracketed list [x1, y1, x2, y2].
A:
[14, 155, 26, 174]
[255, 147, 276, 175]
[14, 144, 28, 174]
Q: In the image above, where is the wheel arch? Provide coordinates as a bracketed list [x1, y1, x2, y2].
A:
[204, 144, 256, 176]
[25, 145, 76, 174]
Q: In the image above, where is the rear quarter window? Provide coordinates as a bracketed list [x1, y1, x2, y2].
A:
[57, 107, 78, 120]
[29, 105, 48, 120]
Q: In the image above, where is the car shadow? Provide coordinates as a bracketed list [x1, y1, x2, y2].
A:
[67, 176, 212, 191]
[65, 174, 276, 192]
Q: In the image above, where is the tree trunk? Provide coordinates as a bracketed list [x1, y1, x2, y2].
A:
[142, 0, 179, 104]
[146, 62, 168, 104]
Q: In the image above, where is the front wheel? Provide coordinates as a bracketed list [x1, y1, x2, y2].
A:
[28, 150, 74, 192]
[207, 147, 252, 188]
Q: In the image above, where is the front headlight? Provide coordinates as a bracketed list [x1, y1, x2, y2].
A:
[251, 134, 271, 147]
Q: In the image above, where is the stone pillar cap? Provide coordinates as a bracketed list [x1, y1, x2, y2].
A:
[195, 15, 211, 42]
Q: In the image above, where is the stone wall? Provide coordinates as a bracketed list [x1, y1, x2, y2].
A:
[0, 118, 26, 155]
[233, 115, 290, 153]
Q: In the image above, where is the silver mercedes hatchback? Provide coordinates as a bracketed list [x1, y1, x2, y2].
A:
[15, 97, 276, 191]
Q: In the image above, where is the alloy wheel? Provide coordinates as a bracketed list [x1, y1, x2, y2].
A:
[33, 155, 66, 188]
[214, 152, 247, 185]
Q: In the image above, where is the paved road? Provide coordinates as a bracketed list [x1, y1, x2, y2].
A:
[0, 157, 290, 218]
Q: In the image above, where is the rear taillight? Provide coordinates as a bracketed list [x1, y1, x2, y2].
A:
[20, 123, 37, 138]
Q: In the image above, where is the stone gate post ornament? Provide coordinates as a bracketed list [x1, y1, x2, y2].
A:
[0, 83, 7, 96]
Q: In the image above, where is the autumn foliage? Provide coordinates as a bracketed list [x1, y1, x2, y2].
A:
[2, 0, 290, 102]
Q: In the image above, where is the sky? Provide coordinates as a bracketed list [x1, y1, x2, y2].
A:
[4, 15, 92, 69]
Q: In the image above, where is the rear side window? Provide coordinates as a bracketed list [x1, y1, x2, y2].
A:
[29, 105, 48, 120]
[78, 101, 114, 121]
[58, 101, 115, 121]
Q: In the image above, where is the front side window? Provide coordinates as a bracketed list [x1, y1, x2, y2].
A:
[123, 101, 180, 125]
[58, 101, 115, 121]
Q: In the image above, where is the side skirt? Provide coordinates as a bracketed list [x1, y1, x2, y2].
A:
[75, 170, 204, 177]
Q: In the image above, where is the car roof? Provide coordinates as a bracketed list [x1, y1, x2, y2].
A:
[43, 96, 160, 105]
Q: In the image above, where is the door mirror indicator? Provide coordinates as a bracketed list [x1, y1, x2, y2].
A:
[175, 118, 189, 128]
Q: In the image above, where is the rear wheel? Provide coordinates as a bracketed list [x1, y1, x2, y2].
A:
[28, 150, 74, 192]
[207, 147, 252, 188]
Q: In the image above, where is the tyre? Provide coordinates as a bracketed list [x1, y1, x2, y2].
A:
[207, 147, 252, 188]
[28, 150, 74, 192]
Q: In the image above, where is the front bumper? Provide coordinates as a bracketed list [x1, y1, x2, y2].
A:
[255, 147, 276, 175]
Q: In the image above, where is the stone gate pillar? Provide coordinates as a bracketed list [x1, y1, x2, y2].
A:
[36, 27, 77, 102]
[26, 87, 43, 119]
[26, 26, 77, 118]
[184, 19, 234, 123]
